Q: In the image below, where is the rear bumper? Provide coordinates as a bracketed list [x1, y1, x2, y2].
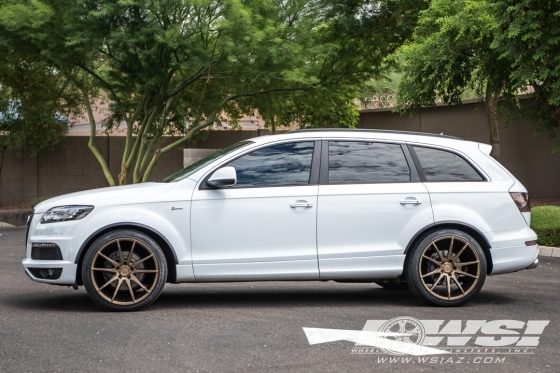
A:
[526, 258, 538, 270]
[489, 244, 539, 275]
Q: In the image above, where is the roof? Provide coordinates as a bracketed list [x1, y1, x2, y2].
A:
[288, 128, 463, 141]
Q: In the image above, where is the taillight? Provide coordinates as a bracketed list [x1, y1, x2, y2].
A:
[510, 192, 531, 213]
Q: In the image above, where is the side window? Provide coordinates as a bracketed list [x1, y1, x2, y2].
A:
[413, 146, 483, 182]
[328, 141, 410, 183]
[226, 142, 314, 187]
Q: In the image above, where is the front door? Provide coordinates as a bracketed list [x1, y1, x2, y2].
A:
[317, 140, 434, 279]
[191, 141, 321, 281]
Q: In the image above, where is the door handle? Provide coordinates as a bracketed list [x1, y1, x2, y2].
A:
[290, 201, 313, 208]
[400, 198, 421, 205]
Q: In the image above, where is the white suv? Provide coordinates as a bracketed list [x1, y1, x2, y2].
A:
[23, 129, 538, 311]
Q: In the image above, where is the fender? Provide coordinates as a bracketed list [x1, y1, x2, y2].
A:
[404, 220, 493, 274]
[74, 222, 179, 285]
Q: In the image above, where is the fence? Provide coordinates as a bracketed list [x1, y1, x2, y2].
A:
[1, 99, 559, 203]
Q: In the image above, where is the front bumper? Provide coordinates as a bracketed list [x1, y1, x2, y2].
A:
[22, 258, 78, 285]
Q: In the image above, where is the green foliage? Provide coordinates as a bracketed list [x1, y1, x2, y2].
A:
[531, 206, 560, 247]
[490, 0, 560, 149]
[30, 195, 55, 209]
[0, 0, 427, 185]
[396, 0, 515, 111]
[0, 55, 80, 155]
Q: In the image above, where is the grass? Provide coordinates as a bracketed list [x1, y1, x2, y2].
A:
[531, 206, 560, 247]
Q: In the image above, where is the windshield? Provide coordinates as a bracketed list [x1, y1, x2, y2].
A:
[161, 141, 253, 183]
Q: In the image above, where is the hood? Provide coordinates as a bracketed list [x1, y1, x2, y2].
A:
[34, 182, 177, 213]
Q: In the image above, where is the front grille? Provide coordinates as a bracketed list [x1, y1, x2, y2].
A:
[31, 244, 63, 260]
[28, 268, 62, 280]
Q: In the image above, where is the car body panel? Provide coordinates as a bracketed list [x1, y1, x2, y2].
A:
[22, 129, 539, 289]
[317, 182, 433, 278]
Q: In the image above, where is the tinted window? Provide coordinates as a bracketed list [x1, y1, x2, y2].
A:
[328, 141, 410, 183]
[413, 146, 483, 181]
[227, 142, 314, 187]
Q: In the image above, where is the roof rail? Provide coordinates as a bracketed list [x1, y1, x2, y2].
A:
[287, 128, 464, 141]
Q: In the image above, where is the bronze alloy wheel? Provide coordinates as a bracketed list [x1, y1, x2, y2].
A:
[82, 229, 167, 311]
[90, 238, 159, 305]
[418, 236, 481, 300]
[406, 229, 487, 306]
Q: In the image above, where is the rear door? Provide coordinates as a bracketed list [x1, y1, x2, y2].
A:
[317, 140, 434, 279]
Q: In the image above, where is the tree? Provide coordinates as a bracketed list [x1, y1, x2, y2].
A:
[490, 0, 560, 150]
[0, 54, 81, 188]
[251, 86, 360, 133]
[0, 0, 427, 185]
[395, 0, 518, 160]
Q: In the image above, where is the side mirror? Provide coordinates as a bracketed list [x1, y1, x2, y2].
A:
[207, 166, 237, 188]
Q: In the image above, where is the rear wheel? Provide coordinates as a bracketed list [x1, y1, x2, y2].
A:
[82, 230, 167, 311]
[406, 229, 486, 306]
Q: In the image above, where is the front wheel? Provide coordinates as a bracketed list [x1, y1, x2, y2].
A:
[82, 230, 167, 311]
[406, 229, 487, 306]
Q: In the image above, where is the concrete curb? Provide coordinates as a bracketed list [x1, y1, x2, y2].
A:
[0, 209, 33, 227]
[539, 246, 560, 258]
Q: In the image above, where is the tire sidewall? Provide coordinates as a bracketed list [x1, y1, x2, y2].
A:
[406, 229, 487, 307]
[82, 229, 167, 311]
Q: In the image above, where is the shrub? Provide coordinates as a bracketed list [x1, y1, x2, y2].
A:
[30, 196, 55, 209]
[531, 206, 560, 247]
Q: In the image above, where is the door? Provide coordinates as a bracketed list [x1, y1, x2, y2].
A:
[317, 140, 434, 279]
[191, 140, 321, 281]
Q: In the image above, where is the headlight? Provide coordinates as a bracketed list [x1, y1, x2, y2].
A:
[41, 205, 94, 224]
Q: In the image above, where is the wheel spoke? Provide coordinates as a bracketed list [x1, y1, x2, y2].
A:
[422, 255, 441, 266]
[126, 278, 136, 303]
[126, 240, 137, 265]
[430, 273, 445, 291]
[447, 237, 454, 260]
[446, 275, 451, 299]
[130, 274, 151, 293]
[98, 273, 119, 291]
[131, 253, 155, 268]
[116, 239, 124, 265]
[421, 268, 441, 278]
[455, 269, 479, 279]
[92, 267, 117, 273]
[111, 278, 124, 302]
[98, 252, 119, 268]
[132, 269, 158, 274]
[452, 243, 469, 262]
[455, 260, 480, 267]
[451, 273, 466, 295]
[432, 242, 445, 262]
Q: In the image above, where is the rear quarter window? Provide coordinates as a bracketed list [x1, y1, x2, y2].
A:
[413, 146, 484, 182]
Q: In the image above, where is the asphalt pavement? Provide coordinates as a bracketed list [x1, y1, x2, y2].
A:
[0, 227, 558, 373]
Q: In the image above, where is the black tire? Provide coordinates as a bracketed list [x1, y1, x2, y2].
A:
[375, 280, 409, 291]
[406, 229, 487, 307]
[82, 229, 167, 311]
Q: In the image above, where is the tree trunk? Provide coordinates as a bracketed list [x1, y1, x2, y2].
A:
[484, 80, 505, 161]
[0, 147, 6, 200]
[271, 115, 276, 134]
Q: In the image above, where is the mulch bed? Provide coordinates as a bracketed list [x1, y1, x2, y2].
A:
[532, 197, 560, 207]
[0, 201, 31, 210]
